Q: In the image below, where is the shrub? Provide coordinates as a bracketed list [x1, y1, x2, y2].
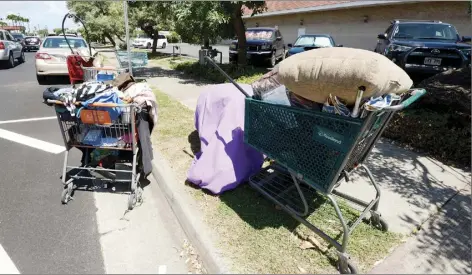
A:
[167, 31, 181, 43]
[172, 61, 266, 84]
[383, 67, 471, 167]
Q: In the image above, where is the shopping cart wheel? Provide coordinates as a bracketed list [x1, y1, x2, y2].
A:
[61, 183, 73, 204]
[338, 260, 358, 274]
[371, 216, 389, 232]
[128, 192, 137, 210]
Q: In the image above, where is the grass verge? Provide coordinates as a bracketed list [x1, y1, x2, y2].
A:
[151, 89, 403, 274]
[171, 60, 267, 84]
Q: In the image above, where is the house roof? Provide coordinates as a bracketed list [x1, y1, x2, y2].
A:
[242, 0, 421, 18]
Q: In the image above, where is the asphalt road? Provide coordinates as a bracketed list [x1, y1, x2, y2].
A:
[0, 53, 189, 274]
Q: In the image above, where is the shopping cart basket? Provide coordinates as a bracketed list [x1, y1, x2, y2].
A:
[203, 56, 426, 274]
[82, 66, 128, 83]
[116, 51, 149, 68]
[47, 100, 143, 211]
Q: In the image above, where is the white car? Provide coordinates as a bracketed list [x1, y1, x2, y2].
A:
[132, 34, 167, 49]
[35, 36, 96, 84]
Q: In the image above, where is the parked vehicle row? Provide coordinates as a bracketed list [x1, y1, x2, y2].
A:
[229, 19, 471, 75]
[0, 29, 25, 68]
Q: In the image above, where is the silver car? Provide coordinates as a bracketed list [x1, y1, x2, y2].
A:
[0, 30, 25, 68]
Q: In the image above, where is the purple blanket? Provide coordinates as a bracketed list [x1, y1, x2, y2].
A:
[187, 83, 264, 194]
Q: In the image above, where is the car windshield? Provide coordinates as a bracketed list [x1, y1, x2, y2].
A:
[294, 36, 333, 47]
[11, 33, 24, 39]
[136, 34, 149, 39]
[245, 30, 274, 40]
[42, 37, 87, 48]
[25, 37, 39, 42]
[393, 23, 459, 40]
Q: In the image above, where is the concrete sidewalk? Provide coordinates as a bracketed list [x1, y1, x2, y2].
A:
[370, 186, 471, 274]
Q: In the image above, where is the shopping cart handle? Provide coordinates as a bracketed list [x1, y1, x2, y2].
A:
[383, 88, 426, 111]
[46, 99, 130, 108]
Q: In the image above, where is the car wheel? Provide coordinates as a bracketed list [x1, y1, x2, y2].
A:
[162, 42, 166, 49]
[6, 53, 15, 68]
[269, 51, 276, 67]
[18, 51, 25, 63]
[36, 74, 48, 85]
[147, 43, 151, 49]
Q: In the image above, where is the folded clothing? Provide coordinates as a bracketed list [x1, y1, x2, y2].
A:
[277, 47, 413, 104]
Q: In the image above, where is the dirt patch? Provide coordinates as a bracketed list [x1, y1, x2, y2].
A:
[384, 68, 471, 167]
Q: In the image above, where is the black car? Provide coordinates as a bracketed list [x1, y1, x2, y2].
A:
[375, 19, 471, 75]
[229, 27, 286, 67]
[23, 36, 41, 52]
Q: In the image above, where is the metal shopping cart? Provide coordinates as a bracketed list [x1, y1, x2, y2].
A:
[82, 66, 128, 83]
[115, 51, 149, 69]
[203, 56, 426, 274]
[47, 100, 143, 211]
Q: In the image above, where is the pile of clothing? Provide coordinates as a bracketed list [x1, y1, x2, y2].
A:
[42, 73, 157, 177]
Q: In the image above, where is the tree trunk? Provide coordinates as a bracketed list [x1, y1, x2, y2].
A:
[104, 32, 116, 47]
[152, 32, 158, 54]
[232, 3, 247, 66]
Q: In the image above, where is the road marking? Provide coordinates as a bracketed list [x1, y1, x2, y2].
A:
[158, 265, 167, 274]
[0, 128, 65, 154]
[0, 116, 57, 125]
[0, 243, 20, 274]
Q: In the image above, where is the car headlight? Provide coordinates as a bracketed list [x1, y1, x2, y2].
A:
[229, 44, 237, 50]
[460, 48, 471, 57]
[387, 44, 412, 53]
[260, 43, 271, 50]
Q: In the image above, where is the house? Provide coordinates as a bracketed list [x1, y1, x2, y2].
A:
[242, 1, 471, 50]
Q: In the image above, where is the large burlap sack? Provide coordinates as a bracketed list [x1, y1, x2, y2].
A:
[277, 47, 413, 104]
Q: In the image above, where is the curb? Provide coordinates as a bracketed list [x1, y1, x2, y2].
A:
[151, 149, 232, 274]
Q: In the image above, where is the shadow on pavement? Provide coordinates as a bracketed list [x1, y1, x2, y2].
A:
[133, 66, 213, 86]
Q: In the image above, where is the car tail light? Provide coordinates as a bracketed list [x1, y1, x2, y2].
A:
[35, 52, 51, 60]
[0, 42, 4, 50]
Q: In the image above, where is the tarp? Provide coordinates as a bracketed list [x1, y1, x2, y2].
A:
[186, 83, 264, 194]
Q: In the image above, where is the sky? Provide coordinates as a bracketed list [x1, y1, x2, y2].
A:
[0, 1, 80, 33]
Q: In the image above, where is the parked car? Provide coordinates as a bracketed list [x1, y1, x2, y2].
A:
[10, 32, 26, 50]
[286, 34, 341, 57]
[132, 34, 167, 49]
[229, 27, 286, 67]
[0, 30, 25, 68]
[35, 36, 96, 84]
[24, 36, 42, 52]
[375, 19, 471, 75]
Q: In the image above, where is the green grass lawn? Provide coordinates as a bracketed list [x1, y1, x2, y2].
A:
[151, 89, 404, 274]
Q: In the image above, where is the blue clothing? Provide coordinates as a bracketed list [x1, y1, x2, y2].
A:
[80, 91, 124, 121]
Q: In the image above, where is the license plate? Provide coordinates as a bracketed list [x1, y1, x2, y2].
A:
[424, 57, 441, 66]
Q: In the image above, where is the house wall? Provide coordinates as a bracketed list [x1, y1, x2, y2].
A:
[243, 1, 471, 50]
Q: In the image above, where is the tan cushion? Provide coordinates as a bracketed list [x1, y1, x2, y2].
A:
[276, 47, 413, 104]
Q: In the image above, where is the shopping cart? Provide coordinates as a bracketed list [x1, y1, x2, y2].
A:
[82, 66, 128, 83]
[116, 51, 149, 68]
[47, 100, 143, 211]
[203, 56, 426, 274]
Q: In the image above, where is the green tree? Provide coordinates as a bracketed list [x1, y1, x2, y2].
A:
[0, 21, 7, 27]
[37, 28, 49, 38]
[173, 1, 230, 49]
[67, 1, 125, 47]
[221, 1, 267, 65]
[128, 1, 174, 53]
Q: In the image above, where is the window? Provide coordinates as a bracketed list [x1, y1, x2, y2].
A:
[6, 33, 14, 41]
[294, 36, 333, 47]
[0, 32, 4, 41]
[158, 35, 166, 39]
[42, 37, 87, 48]
[245, 29, 274, 40]
[394, 23, 458, 40]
